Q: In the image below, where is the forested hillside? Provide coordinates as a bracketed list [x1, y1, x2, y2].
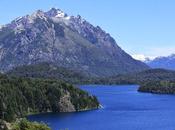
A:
[94, 69, 175, 84]
[7, 62, 90, 84]
[138, 81, 175, 94]
[0, 74, 99, 122]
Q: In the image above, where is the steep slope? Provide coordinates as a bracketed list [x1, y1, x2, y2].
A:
[0, 8, 149, 76]
[147, 54, 175, 70]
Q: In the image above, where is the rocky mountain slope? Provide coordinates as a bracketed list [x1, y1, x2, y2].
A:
[0, 8, 149, 76]
[146, 54, 175, 70]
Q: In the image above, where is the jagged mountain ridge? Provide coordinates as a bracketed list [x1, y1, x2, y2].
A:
[0, 8, 149, 76]
[146, 54, 175, 70]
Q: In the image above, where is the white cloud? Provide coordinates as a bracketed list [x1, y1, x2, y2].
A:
[131, 54, 155, 61]
[131, 54, 146, 61]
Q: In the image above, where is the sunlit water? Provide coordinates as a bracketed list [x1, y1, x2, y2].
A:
[28, 85, 175, 130]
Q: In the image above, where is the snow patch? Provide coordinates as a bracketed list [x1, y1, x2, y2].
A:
[65, 16, 70, 20]
[55, 10, 66, 18]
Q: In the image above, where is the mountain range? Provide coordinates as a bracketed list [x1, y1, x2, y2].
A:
[0, 8, 149, 76]
[146, 54, 175, 70]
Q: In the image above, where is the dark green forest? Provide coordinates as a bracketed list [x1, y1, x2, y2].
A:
[0, 74, 99, 122]
[8, 64, 175, 85]
[138, 81, 175, 94]
[7, 63, 175, 94]
[93, 69, 175, 85]
[7, 62, 90, 84]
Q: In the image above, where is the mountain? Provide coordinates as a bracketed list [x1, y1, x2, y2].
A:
[147, 54, 175, 70]
[0, 8, 149, 76]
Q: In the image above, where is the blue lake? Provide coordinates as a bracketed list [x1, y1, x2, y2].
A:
[28, 85, 175, 130]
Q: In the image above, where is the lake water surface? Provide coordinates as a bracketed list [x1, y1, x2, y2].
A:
[28, 85, 175, 130]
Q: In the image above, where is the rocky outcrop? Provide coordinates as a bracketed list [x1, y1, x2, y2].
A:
[0, 120, 11, 130]
[58, 92, 76, 112]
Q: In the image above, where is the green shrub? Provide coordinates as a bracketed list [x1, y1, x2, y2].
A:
[12, 119, 50, 130]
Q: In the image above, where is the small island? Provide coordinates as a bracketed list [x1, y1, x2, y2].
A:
[138, 81, 175, 94]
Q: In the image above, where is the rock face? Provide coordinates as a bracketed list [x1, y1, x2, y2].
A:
[58, 92, 76, 112]
[146, 54, 175, 70]
[0, 8, 149, 76]
[0, 120, 10, 130]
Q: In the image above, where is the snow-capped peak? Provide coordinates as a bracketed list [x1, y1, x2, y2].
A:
[55, 10, 66, 18]
[45, 8, 67, 18]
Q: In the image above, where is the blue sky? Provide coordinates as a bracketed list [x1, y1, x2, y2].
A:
[0, 0, 175, 59]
